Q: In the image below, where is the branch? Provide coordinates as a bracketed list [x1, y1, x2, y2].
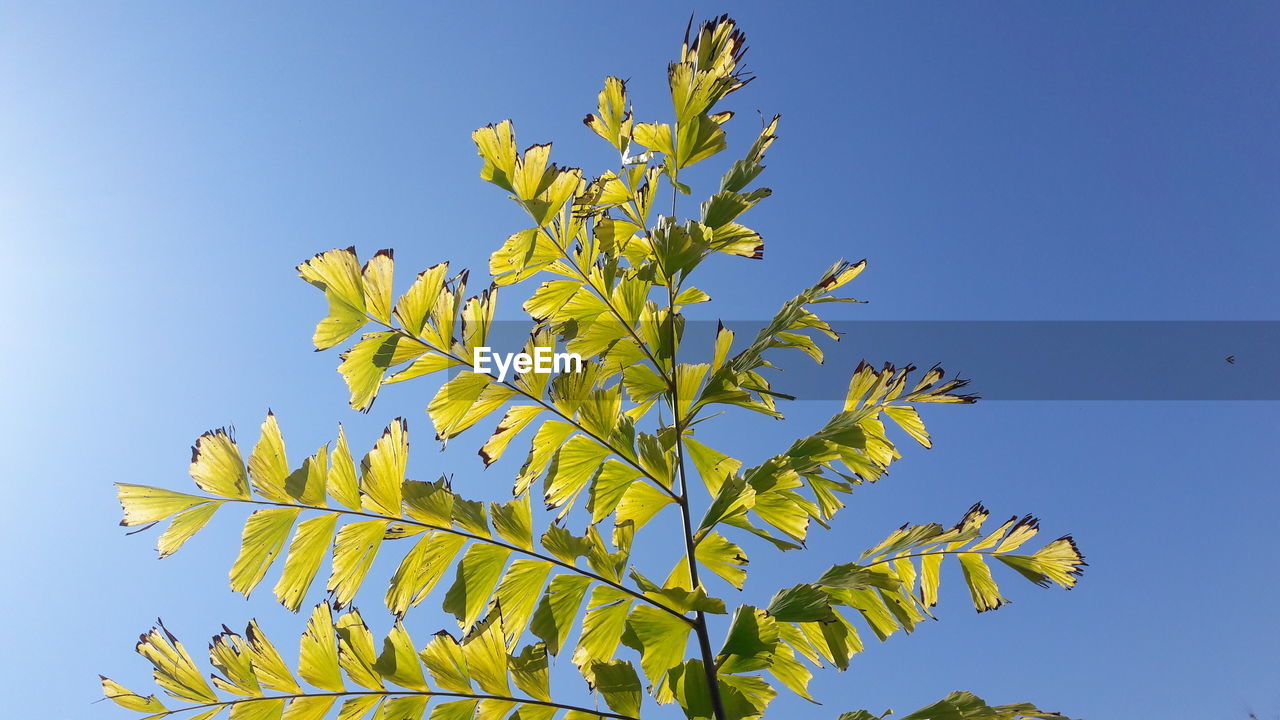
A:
[546, 220, 673, 382]
[375, 320, 680, 503]
[131, 690, 637, 720]
[213, 496, 691, 623]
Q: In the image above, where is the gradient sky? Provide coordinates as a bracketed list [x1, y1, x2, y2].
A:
[3, 3, 1278, 719]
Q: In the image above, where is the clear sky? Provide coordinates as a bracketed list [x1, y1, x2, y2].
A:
[2, 2, 1278, 719]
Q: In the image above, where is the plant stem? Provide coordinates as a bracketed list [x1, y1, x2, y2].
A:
[666, 250, 729, 720]
[676, 448, 728, 720]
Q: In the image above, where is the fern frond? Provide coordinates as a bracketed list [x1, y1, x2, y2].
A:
[117, 417, 689, 642]
[706, 506, 1083, 704]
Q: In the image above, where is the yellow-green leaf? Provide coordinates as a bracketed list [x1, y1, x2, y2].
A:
[588, 660, 642, 717]
[210, 630, 261, 697]
[298, 247, 367, 350]
[683, 438, 741, 496]
[387, 531, 468, 617]
[633, 122, 674, 155]
[135, 626, 218, 703]
[625, 605, 691, 690]
[515, 421, 575, 496]
[375, 696, 427, 720]
[360, 419, 408, 517]
[373, 621, 429, 691]
[339, 332, 427, 412]
[274, 513, 338, 612]
[492, 229, 561, 287]
[249, 412, 291, 502]
[443, 543, 512, 631]
[245, 619, 301, 693]
[957, 553, 1006, 612]
[545, 436, 612, 519]
[429, 701, 478, 720]
[100, 676, 167, 713]
[884, 405, 931, 448]
[584, 76, 632, 154]
[461, 614, 510, 696]
[509, 643, 551, 702]
[420, 632, 471, 693]
[459, 287, 498, 357]
[997, 537, 1086, 589]
[287, 445, 330, 508]
[473, 120, 518, 192]
[572, 588, 632, 674]
[491, 495, 534, 551]
[116, 484, 210, 527]
[695, 532, 748, 589]
[329, 425, 361, 511]
[361, 250, 395, 324]
[228, 698, 286, 720]
[512, 143, 551, 202]
[615, 481, 674, 531]
[283, 697, 336, 720]
[475, 698, 516, 720]
[230, 507, 300, 597]
[299, 604, 343, 692]
[394, 263, 449, 337]
[523, 279, 581, 320]
[156, 501, 220, 558]
[329, 519, 388, 608]
[492, 559, 553, 649]
[336, 610, 384, 690]
[676, 114, 727, 169]
[530, 574, 594, 655]
[189, 428, 251, 500]
[337, 695, 382, 720]
[766, 643, 816, 703]
[588, 460, 642, 524]
[429, 372, 515, 442]
[479, 406, 543, 467]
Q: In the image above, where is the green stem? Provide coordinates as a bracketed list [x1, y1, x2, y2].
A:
[665, 245, 729, 720]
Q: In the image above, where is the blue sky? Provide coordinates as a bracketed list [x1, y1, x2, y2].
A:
[2, 2, 1278, 719]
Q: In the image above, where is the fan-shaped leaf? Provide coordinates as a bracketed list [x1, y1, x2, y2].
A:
[190, 428, 251, 500]
[443, 544, 513, 631]
[275, 513, 337, 612]
[329, 520, 387, 608]
[230, 508, 300, 597]
[530, 575, 593, 656]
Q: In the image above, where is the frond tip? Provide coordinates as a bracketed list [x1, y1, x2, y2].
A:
[711, 504, 1086, 691]
[835, 503, 1086, 615]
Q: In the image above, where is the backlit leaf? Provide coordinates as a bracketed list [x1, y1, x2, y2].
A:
[443, 544, 513, 631]
[274, 513, 338, 612]
[230, 508, 300, 597]
[190, 428, 251, 500]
